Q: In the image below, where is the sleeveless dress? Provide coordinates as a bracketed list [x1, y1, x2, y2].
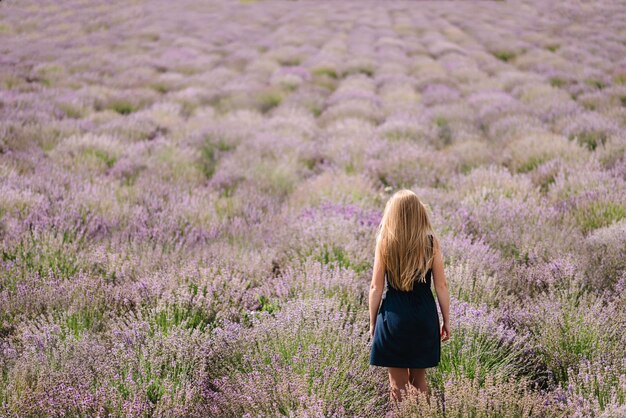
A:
[369, 237, 441, 369]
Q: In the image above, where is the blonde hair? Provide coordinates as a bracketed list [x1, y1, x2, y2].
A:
[376, 189, 435, 291]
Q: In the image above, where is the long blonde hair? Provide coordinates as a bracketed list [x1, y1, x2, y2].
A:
[376, 189, 435, 291]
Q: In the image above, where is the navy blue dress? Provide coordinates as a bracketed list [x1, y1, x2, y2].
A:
[369, 240, 441, 368]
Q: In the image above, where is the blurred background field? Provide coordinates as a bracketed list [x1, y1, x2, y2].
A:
[0, 0, 625, 416]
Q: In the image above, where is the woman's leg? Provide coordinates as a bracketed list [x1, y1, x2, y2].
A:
[409, 367, 430, 403]
[387, 367, 410, 404]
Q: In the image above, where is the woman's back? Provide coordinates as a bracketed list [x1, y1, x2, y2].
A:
[370, 237, 440, 369]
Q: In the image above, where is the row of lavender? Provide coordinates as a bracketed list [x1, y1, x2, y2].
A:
[1, 0, 625, 416]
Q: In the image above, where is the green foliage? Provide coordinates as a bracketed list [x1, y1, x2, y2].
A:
[109, 337, 201, 411]
[312, 67, 338, 79]
[550, 77, 566, 88]
[147, 380, 165, 404]
[89, 258, 119, 285]
[213, 185, 242, 222]
[494, 241, 530, 267]
[528, 287, 622, 387]
[278, 56, 301, 66]
[34, 63, 65, 87]
[585, 79, 606, 90]
[255, 161, 296, 197]
[258, 90, 283, 113]
[242, 295, 282, 326]
[61, 308, 106, 340]
[459, 162, 475, 175]
[310, 104, 323, 117]
[258, 294, 280, 315]
[199, 143, 217, 179]
[539, 174, 556, 194]
[549, 316, 598, 383]
[198, 137, 233, 179]
[301, 156, 318, 171]
[1, 232, 81, 293]
[83, 147, 117, 168]
[431, 323, 533, 393]
[571, 131, 608, 151]
[357, 67, 374, 77]
[574, 201, 626, 234]
[150, 82, 169, 94]
[149, 302, 215, 336]
[435, 116, 452, 145]
[109, 100, 136, 115]
[447, 271, 502, 310]
[517, 156, 545, 173]
[179, 101, 196, 118]
[546, 44, 560, 52]
[492, 50, 516, 62]
[377, 173, 391, 188]
[314, 243, 370, 274]
[58, 102, 85, 119]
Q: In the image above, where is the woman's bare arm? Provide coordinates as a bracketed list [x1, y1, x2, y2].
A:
[432, 236, 450, 328]
[369, 236, 385, 336]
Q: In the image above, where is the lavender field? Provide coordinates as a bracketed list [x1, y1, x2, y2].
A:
[1, 0, 625, 416]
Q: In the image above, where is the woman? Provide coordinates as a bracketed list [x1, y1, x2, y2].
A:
[368, 189, 451, 405]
